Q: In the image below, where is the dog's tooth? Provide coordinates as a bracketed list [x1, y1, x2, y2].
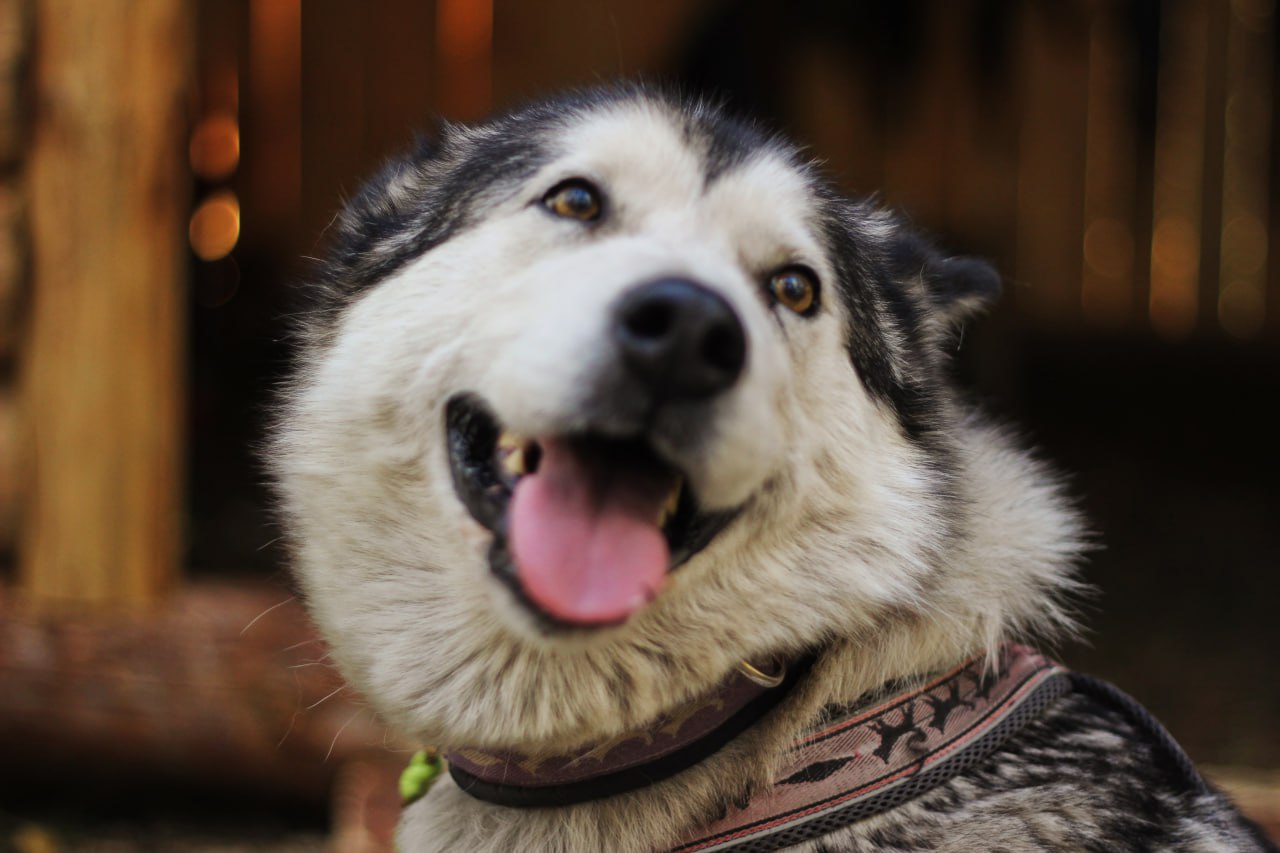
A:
[499, 446, 526, 477]
[657, 479, 683, 527]
[496, 430, 530, 478]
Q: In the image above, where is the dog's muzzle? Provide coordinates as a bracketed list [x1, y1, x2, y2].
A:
[444, 279, 748, 629]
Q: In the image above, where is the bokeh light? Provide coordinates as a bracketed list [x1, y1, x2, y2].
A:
[188, 113, 240, 181]
[188, 190, 241, 261]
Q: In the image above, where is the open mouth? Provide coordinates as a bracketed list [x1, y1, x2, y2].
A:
[445, 393, 736, 627]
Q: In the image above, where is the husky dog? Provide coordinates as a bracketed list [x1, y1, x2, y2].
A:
[270, 86, 1274, 852]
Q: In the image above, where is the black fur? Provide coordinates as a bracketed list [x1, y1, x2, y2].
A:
[885, 228, 1001, 323]
[814, 686, 1276, 851]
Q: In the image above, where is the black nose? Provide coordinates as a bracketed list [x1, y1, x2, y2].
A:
[613, 278, 746, 400]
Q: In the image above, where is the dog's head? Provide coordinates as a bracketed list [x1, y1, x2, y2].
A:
[272, 86, 1074, 751]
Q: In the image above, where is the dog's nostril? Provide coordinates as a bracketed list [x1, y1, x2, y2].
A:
[624, 301, 675, 340]
[613, 278, 747, 400]
[702, 322, 746, 375]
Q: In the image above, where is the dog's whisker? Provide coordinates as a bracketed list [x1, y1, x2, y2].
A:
[275, 711, 300, 751]
[240, 596, 295, 636]
[287, 658, 333, 670]
[281, 638, 324, 653]
[306, 684, 347, 711]
[256, 535, 286, 552]
[324, 709, 363, 763]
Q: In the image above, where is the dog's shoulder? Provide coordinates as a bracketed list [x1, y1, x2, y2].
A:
[801, 679, 1276, 852]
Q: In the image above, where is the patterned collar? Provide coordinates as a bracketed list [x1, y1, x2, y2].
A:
[672, 644, 1068, 852]
[443, 644, 1068, 850]
[446, 654, 814, 808]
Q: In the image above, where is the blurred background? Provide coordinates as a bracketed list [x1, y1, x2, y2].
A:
[1, 0, 1277, 849]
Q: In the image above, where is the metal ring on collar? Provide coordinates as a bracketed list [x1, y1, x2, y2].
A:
[738, 659, 787, 688]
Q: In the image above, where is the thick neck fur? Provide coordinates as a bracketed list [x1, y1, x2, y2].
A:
[396, 418, 1084, 853]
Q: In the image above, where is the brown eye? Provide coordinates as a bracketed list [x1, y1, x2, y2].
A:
[768, 267, 819, 315]
[543, 179, 602, 221]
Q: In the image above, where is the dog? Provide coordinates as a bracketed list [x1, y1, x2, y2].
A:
[269, 85, 1275, 852]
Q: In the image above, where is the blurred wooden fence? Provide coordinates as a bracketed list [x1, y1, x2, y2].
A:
[0, 0, 1275, 838]
[2, 0, 1276, 601]
[726, 0, 1277, 340]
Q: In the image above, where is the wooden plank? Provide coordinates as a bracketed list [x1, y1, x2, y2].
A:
[18, 0, 190, 604]
[1081, 4, 1139, 328]
[1014, 4, 1091, 325]
[0, 0, 28, 363]
[0, 385, 16, 552]
[1195, 1, 1230, 334]
[0, 0, 27, 557]
[437, 0, 491, 120]
[0, 178, 21, 364]
[0, 583, 400, 799]
[300, 2, 367, 253]
[246, 0, 301, 258]
[0, 0, 29, 168]
[785, 42, 887, 196]
[300, 0, 435, 252]
[879, 3, 958, 230]
[1215, 0, 1273, 339]
[492, 0, 713, 110]
[364, 1, 435, 163]
[1147, 0, 1213, 338]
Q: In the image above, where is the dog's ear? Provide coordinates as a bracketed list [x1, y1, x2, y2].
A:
[340, 134, 436, 227]
[886, 230, 1001, 326]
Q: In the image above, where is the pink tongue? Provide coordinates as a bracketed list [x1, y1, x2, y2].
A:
[509, 439, 671, 625]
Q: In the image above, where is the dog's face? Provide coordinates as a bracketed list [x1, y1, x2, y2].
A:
[272, 88, 1003, 750]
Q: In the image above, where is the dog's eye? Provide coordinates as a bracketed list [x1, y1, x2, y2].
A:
[543, 179, 602, 222]
[768, 267, 819, 316]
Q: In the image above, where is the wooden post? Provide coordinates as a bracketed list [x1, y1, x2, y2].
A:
[18, 0, 191, 605]
[0, 0, 29, 555]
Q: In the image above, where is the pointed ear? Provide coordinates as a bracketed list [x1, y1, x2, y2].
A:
[886, 230, 1002, 325]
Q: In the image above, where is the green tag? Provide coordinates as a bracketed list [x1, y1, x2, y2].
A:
[399, 749, 444, 806]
